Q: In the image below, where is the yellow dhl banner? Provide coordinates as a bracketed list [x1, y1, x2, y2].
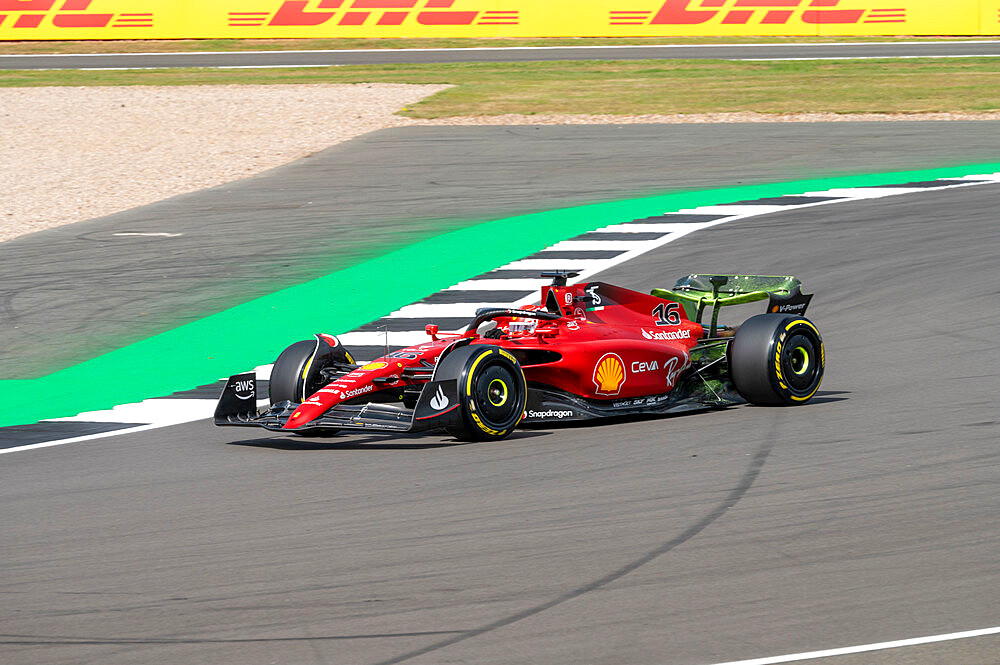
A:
[2, 0, 999, 40]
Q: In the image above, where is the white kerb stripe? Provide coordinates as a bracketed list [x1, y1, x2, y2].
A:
[500, 258, 616, 271]
[544, 239, 660, 251]
[46, 398, 217, 425]
[676, 205, 793, 216]
[801, 187, 924, 199]
[449, 278, 551, 291]
[703, 625, 1000, 665]
[956, 172, 1000, 181]
[592, 222, 716, 233]
[251, 363, 274, 380]
[388, 303, 508, 318]
[337, 330, 440, 347]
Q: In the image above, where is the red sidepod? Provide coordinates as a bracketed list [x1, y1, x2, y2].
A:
[283, 280, 702, 427]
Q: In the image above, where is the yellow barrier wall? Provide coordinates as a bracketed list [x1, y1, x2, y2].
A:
[1, 0, 998, 40]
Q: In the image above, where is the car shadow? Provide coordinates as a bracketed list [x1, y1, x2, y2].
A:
[226, 429, 550, 451]
[807, 390, 851, 405]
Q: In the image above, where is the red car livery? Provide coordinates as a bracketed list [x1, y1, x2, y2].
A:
[216, 272, 825, 441]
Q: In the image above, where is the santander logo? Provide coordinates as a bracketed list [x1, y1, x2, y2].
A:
[430, 385, 449, 410]
[641, 328, 691, 341]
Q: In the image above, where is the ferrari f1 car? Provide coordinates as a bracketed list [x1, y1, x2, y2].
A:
[215, 272, 824, 441]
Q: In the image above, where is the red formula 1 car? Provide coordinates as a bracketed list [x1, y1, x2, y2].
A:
[215, 272, 824, 441]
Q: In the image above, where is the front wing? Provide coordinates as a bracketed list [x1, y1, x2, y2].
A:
[214, 372, 463, 434]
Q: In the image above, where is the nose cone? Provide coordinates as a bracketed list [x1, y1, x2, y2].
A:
[282, 400, 327, 429]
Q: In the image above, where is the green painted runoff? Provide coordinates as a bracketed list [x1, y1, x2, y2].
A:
[2, 162, 997, 428]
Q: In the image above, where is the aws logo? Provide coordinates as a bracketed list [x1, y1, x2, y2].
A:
[610, 0, 905, 26]
[229, 0, 518, 29]
[0, 0, 152, 29]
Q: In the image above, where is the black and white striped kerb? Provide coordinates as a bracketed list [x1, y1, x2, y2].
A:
[4, 173, 999, 452]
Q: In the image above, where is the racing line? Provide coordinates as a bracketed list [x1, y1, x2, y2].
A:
[3, 170, 998, 455]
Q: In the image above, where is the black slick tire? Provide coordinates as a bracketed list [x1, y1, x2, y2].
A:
[729, 314, 824, 406]
[269, 340, 320, 405]
[433, 345, 527, 441]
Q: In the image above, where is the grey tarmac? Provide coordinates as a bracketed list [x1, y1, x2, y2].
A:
[3, 40, 1000, 69]
[1, 125, 998, 665]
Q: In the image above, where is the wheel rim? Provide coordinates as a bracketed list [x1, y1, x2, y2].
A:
[473, 362, 521, 427]
[487, 378, 509, 407]
[782, 333, 820, 393]
[790, 346, 810, 376]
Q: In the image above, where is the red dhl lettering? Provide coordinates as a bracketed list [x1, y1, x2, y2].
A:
[0, 0, 152, 29]
[246, 0, 513, 28]
[626, 0, 868, 25]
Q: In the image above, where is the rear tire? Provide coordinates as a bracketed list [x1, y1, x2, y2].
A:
[730, 314, 824, 405]
[434, 345, 527, 441]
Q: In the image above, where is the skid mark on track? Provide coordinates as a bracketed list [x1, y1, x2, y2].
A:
[0, 629, 467, 646]
[373, 436, 775, 665]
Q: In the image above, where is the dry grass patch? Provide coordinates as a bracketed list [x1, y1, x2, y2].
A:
[2, 58, 1000, 116]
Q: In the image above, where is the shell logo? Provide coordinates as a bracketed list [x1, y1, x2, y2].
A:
[593, 353, 626, 395]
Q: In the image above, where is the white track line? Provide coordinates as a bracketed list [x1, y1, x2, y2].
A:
[1, 423, 178, 455]
[4, 41, 998, 58]
[65, 64, 337, 71]
[742, 54, 1000, 61]
[704, 625, 1000, 665]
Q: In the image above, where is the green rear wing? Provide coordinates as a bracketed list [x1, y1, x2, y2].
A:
[652, 274, 812, 335]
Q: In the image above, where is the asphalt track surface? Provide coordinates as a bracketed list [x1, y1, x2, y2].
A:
[3, 40, 1000, 70]
[3, 125, 1000, 664]
[7, 122, 1000, 379]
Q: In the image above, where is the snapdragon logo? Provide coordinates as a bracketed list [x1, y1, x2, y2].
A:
[528, 409, 574, 419]
[641, 328, 691, 341]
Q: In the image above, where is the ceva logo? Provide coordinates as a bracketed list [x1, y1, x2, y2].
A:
[610, 0, 905, 27]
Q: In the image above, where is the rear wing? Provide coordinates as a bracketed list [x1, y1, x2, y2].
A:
[652, 274, 812, 336]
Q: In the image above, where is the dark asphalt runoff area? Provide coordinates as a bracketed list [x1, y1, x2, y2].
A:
[2, 40, 1000, 70]
[2, 124, 1000, 665]
[5, 122, 1000, 378]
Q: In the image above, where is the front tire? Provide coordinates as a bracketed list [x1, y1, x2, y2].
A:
[730, 314, 824, 405]
[269, 340, 317, 405]
[433, 345, 527, 441]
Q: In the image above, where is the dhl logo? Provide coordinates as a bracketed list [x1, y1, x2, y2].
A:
[0, 0, 152, 29]
[610, 0, 906, 26]
[229, 0, 518, 28]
